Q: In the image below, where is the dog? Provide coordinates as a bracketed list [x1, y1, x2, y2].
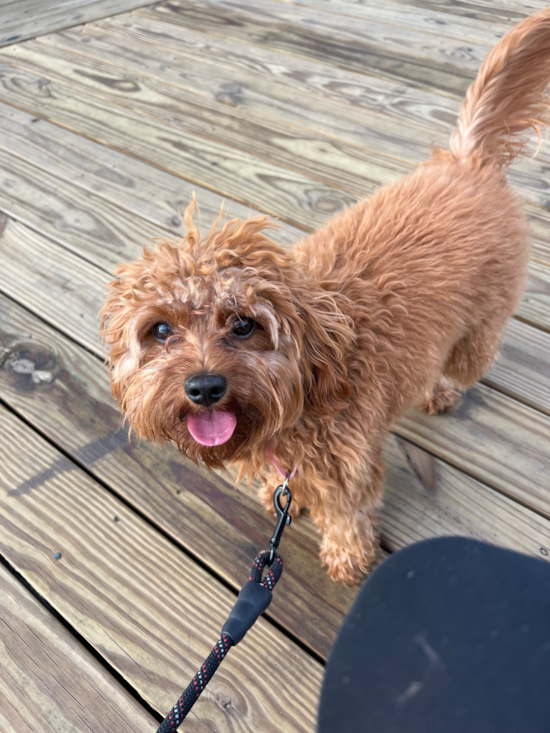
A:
[101, 10, 550, 583]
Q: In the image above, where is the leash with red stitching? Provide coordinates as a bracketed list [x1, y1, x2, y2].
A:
[156, 481, 292, 732]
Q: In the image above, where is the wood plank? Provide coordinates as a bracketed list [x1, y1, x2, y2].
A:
[46, 19, 444, 166]
[1, 40, 410, 198]
[382, 436, 550, 559]
[0, 218, 107, 356]
[42, 14, 550, 265]
[0, 0, 155, 48]
[0, 60, 548, 322]
[486, 319, 550, 415]
[274, 0, 512, 44]
[0, 146, 167, 270]
[2, 291, 550, 667]
[0, 58, 354, 231]
[0, 101, 299, 248]
[1, 218, 549, 526]
[99, 10, 462, 141]
[386, 0, 545, 24]
[0, 405, 322, 732]
[137, 0, 481, 98]
[397, 385, 550, 515]
[520, 262, 550, 332]
[0, 565, 158, 733]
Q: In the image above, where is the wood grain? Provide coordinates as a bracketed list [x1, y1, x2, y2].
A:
[486, 319, 550, 415]
[274, 0, 511, 46]
[0, 145, 165, 270]
[518, 262, 550, 331]
[0, 405, 323, 732]
[2, 40, 410, 199]
[0, 0, 155, 47]
[46, 17, 447, 163]
[137, 0, 479, 98]
[385, 0, 544, 24]
[0, 218, 108, 355]
[0, 56, 354, 230]
[396, 384, 550, 515]
[27, 18, 550, 262]
[0, 564, 158, 733]
[22, 32, 543, 220]
[382, 436, 550, 560]
[0, 101, 299, 248]
[0, 74, 547, 326]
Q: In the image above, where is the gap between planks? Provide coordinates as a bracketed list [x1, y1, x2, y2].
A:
[0, 0, 157, 48]
[0, 561, 160, 733]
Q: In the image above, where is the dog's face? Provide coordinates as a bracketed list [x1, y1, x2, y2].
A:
[101, 213, 309, 468]
[101, 208, 353, 468]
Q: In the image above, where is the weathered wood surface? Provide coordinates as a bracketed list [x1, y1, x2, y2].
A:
[4, 30, 550, 220]
[0, 405, 323, 732]
[0, 564, 158, 733]
[0, 0, 155, 48]
[45, 15, 550, 267]
[486, 319, 550, 415]
[0, 56, 353, 230]
[136, 0, 481, 98]
[387, 0, 546, 24]
[0, 101, 299, 248]
[132, 2, 550, 213]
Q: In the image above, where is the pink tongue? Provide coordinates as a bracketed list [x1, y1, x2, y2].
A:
[187, 410, 237, 446]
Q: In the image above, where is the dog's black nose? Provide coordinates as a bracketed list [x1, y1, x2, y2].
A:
[184, 374, 227, 406]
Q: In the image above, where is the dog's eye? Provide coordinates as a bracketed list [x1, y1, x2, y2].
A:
[152, 322, 172, 342]
[232, 316, 255, 338]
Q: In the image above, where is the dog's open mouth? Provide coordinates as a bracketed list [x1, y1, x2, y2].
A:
[187, 410, 237, 446]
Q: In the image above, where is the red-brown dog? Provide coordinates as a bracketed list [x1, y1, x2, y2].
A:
[102, 11, 549, 582]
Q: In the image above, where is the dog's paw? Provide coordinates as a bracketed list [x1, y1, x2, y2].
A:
[420, 377, 462, 415]
[320, 540, 374, 585]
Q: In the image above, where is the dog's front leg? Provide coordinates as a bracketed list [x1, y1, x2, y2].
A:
[317, 503, 379, 584]
[311, 449, 384, 584]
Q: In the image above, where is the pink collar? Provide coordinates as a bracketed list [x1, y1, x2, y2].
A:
[266, 447, 297, 480]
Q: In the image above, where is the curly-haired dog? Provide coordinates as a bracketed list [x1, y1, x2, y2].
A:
[102, 10, 550, 583]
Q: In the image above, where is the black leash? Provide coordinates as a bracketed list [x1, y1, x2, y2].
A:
[157, 480, 293, 732]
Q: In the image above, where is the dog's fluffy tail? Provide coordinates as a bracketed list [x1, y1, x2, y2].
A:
[450, 8, 550, 166]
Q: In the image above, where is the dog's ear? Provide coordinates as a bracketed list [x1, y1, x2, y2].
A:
[297, 292, 354, 414]
[100, 252, 163, 402]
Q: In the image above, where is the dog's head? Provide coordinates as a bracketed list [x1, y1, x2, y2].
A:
[101, 203, 353, 468]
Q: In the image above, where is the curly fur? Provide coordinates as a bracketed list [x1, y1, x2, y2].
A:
[101, 10, 550, 583]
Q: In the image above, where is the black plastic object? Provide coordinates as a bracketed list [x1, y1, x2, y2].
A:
[319, 537, 550, 733]
[221, 579, 273, 644]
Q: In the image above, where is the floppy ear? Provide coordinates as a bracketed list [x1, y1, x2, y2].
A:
[296, 291, 354, 414]
[100, 262, 144, 403]
[204, 216, 355, 412]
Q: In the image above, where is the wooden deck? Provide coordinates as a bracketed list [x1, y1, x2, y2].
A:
[0, 0, 549, 730]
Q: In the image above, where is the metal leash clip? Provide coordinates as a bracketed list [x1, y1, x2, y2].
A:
[268, 474, 293, 565]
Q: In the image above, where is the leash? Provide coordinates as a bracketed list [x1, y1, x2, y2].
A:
[156, 478, 293, 732]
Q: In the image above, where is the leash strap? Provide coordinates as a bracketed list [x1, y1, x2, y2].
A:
[156, 483, 291, 732]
